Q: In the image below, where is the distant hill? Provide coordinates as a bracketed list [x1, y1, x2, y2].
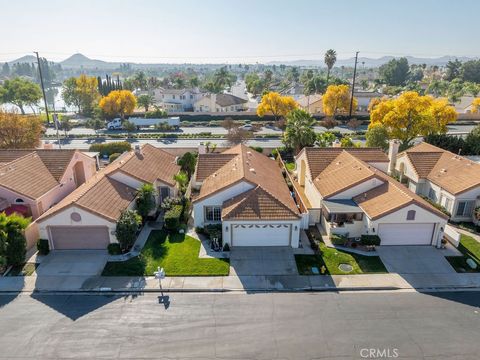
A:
[60, 53, 119, 69]
[267, 55, 478, 67]
[7, 55, 38, 64]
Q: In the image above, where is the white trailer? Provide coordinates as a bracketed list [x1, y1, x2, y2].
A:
[107, 117, 180, 130]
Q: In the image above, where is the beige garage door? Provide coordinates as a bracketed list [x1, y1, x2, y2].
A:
[49, 226, 110, 250]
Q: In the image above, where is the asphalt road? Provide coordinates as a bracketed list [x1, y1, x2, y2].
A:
[0, 291, 479, 359]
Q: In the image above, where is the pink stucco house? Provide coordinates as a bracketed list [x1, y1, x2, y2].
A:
[0, 149, 97, 220]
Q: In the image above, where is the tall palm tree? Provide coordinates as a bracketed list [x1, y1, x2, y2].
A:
[324, 49, 337, 85]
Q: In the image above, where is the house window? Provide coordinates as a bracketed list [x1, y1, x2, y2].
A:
[407, 210, 416, 220]
[456, 200, 475, 217]
[14, 198, 24, 203]
[444, 198, 451, 211]
[205, 206, 221, 222]
[172, 95, 176, 99]
[428, 188, 437, 202]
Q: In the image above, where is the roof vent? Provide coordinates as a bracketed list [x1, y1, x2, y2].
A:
[249, 168, 255, 173]
[440, 168, 447, 173]
[247, 151, 252, 156]
[363, 193, 367, 199]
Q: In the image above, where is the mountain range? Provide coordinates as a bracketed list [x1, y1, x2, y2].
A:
[4, 53, 479, 69]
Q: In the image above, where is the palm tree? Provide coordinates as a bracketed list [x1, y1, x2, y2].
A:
[283, 109, 317, 154]
[324, 49, 337, 84]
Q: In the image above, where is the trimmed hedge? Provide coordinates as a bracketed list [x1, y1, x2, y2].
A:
[330, 234, 347, 246]
[109, 153, 121, 163]
[36, 239, 50, 255]
[360, 235, 381, 246]
[164, 205, 183, 230]
[107, 243, 122, 255]
[89, 142, 132, 157]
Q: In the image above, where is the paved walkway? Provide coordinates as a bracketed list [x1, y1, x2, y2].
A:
[2, 272, 480, 293]
[108, 223, 155, 262]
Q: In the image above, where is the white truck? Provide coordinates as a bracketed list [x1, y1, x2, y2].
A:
[107, 117, 180, 130]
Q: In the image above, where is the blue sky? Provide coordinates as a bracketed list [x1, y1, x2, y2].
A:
[0, 0, 479, 63]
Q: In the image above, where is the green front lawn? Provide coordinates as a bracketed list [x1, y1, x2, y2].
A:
[295, 243, 387, 275]
[446, 234, 480, 273]
[103, 230, 230, 276]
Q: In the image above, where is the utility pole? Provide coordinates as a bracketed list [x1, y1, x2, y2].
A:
[349, 51, 359, 118]
[34, 51, 50, 124]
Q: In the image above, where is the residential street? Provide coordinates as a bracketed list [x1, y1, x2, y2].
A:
[0, 291, 479, 359]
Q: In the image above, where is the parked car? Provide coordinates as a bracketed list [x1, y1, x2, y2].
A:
[239, 124, 253, 131]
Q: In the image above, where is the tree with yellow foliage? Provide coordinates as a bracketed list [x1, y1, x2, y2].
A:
[471, 98, 480, 113]
[369, 91, 457, 149]
[99, 90, 137, 120]
[0, 110, 43, 149]
[257, 92, 298, 122]
[75, 74, 100, 115]
[322, 85, 358, 117]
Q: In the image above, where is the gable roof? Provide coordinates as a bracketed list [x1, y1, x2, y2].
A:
[195, 153, 238, 182]
[399, 142, 480, 195]
[299, 147, 388, 179]
[313, 151, 379, 198]
[0, 153, 59, 200]
[353, 170, 448, 220]
[0, 149, 77, 181]
[114, 144, 180, 186]
[215, 94, 248, 107]
[222, 186, 300, 220]
[194, 144, 299, 218]
[36, 161, 137, 223]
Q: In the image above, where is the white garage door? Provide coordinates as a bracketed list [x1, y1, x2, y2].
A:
[50, 226, 110, 250]
[232, 224, 291, 247]
[378, 223, 434, 246]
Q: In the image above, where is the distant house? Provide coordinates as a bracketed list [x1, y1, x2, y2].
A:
[0, 149, 97, 220]
[453, 96, 475, 114]
[296, 94, 323, 114]
[153, 87, 203, 112]
[194, 94, 248, 112]
[395, 142, 480, 223]
[36, 145, 180, 250]
[353, 90, 383, 111]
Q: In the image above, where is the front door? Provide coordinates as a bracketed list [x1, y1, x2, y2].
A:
[159, 187, 170, 202]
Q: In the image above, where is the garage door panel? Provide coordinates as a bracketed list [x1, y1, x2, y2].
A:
[378, 223, 434, 246]
[232, 224, 290, 247]
[50, 226, 110, 250]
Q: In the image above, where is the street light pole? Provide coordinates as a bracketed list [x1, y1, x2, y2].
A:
[349, 51, 359, 119]
[34, 51, 50, 125]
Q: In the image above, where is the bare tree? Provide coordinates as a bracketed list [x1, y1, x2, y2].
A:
[221, 117, 236, 131]
[347, 118, 363, 131]
[319, 117, 338, 130]
[226, 126, 252, 145]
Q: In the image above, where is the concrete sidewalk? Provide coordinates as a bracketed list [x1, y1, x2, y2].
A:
[2, 272, 480, 293]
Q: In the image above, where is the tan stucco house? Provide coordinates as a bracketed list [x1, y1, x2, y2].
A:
[294, 146, 449, 247]
[192, 144, 302, 247]
[35, 144, 180, 250]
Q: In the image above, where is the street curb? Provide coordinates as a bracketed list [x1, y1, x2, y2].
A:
[2, 285, 480, 295]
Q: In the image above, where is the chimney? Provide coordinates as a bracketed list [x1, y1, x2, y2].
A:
[198, 142, 206, 155]
[134, 144, 141, 156]
[332, 139, 341, 148]
[387, 140, 400, 175]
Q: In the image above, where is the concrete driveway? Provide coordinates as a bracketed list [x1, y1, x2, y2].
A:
[229, 247, 298, 276]
[35, 250, 108, 276]
[376, 246, 455, 274]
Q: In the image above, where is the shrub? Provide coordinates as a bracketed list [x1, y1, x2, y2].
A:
[6, 232, 27, 266]
[195, 227, 205, 234]
[107, 243, 122, 255]
[249, 146, 263, 153]
[164, 205, 183, 230]
[116, 210, 142, 251]
[145, 108, 168, 118]
[420, 196, 451, 216]
[205, 224, 222, 241]
[360, 235, 381, 246]
[36, 239, 49, 255]
[330, 234, 347, 246]
[89, 141, 131, 157]
[109, 152, 121, 163]
[271, 149, 279, 158]
[136, 183, 156, 219]
[223, 243, 230, 252]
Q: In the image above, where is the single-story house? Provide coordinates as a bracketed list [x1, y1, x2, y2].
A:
[296, 94, 323, 114]
[295, 145, 449, 247]
[394, 142, 480, 223]
[35, 144, 180, 250]
[192, 144, 302, 247]
[194, 94, 248, 112]
[0, 149, 97, 219]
